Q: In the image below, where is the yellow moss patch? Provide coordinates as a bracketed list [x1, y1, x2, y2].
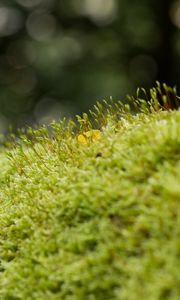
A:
[77, 130, 101, 145]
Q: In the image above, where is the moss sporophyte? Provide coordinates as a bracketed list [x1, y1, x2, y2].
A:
[0, 82, 179, 300]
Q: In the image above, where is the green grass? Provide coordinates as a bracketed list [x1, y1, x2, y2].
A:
[0, 84, 180, 300]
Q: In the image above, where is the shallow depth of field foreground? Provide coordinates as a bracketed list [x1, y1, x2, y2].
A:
[0, 87, 180, 300]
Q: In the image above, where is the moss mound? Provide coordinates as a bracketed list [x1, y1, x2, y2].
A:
[0, 85, 180, 299]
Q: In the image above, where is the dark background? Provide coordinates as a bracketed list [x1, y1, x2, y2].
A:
[0, 0, 179, 132]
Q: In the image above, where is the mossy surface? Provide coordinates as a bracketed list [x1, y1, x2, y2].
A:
[0, 100, 180, 299]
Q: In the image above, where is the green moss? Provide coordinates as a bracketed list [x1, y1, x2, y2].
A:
[0, 85, 180, 299]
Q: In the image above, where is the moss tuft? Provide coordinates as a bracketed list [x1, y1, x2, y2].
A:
[0, 83, 180, 299]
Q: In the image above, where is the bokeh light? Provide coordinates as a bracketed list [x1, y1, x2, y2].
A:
[16, 0, 54, 9]
[0, 6, 23, 36]
[9, 68, 37, 96]
[7, 40, 36, 68]
[170, 0, 180, 28]
[26, 11, 57, 42]
[34, 97, 73, 125]
[72, 0, 117, 26]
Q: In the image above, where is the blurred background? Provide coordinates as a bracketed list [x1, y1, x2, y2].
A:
[0, 0, 179, 132]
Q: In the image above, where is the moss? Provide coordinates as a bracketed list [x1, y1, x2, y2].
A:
[0, 84, 180, 299]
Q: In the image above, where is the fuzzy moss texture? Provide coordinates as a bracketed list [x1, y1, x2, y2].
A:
[0, 84, 180, 300]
